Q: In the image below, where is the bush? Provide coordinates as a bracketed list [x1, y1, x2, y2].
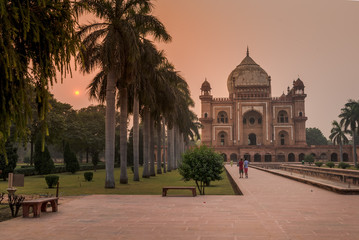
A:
[64, 143, 80, 174]
[326, 161, 335, 168]
[84, 172, 93, 181]
[304, 154, 314, 165]
[14, 167, 36, 176]
[45, 175, 59, 188]
[34, 139, 55, 175]
[178, 145, 223, 195]
[315, 162, 323, 167]
[338, 162, 350, 169]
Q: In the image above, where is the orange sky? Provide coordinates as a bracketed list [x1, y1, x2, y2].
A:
[50, 0, 359, 138]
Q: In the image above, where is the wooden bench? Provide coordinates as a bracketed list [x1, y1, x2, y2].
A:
[22, 197, 58, 218]
[162, 186, 197, 197]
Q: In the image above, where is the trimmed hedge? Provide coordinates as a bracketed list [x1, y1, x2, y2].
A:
[45, 175, 59, 188]
[326, 161, 335, 168]
[338, 162, 350, 169]
[84, 172, 93, 181]
[14, 163, 118, 176]
[314, 162, 323, 167]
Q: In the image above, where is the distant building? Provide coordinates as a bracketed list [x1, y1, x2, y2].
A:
[199, 48, 352, 162]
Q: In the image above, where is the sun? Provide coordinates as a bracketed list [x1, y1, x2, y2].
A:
[75, 90, 80, 96]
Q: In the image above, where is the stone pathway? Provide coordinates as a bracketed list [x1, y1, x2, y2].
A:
[1, 166, 359, 239]
[256, 167, 359, 191]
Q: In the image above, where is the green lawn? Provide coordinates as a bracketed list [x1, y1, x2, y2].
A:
[0, 167, 234, 196]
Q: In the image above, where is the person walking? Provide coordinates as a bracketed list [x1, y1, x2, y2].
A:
[244, 159, 249, 178]
[238, 158, 244, 178]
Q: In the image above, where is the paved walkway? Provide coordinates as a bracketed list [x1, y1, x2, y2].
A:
[256, 167, 359, 192]
[1, 166, 359, 239]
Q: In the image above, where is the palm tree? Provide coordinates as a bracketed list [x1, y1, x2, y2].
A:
[339, 100, 359, 167]
[142, 107, 150, 178]
[329, 120, 349, 162]
[156, 118, 162, 174]
[162, 117, 167, 173]
[78, 0, 171, 187]
[149, 116, 156, 176]
[132, 88, 140, 181]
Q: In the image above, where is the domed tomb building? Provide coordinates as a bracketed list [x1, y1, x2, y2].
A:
[199, 49, 352, 162]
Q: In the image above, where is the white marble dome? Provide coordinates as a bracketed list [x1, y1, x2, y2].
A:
[227, 49, 269, 94]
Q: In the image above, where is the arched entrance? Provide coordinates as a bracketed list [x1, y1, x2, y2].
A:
[221, 153, 227, 162]
[331, 153, 338, 162]
[288, 153, 295, 162]
[278, 131, 289, 146]
[320, 153, 327, 161]
[243, 110, 263, 145]
[277, 153, 285, 162]
[230, 153, 238, 162]
[299, 153, 305, 162]
[217, 131, 228, 146]
[244, 153, 251, 161]
[248, 133, 256, 145]
[254, 153, 261, 162]
[265, 154, 272, 162]
[343, 153, 349, 162]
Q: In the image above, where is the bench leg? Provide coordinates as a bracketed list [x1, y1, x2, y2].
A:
[50, 200, 58, 212]
[41, 202, 48, 212]
[192, 189, 197, 197]
[22, 205, 30, 218]
[162, 189, 167, 197]
[34, 203, 42, 217]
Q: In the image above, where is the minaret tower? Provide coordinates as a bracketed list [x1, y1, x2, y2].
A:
[292, 78, 307, 145]
[199, 78, 213, 145]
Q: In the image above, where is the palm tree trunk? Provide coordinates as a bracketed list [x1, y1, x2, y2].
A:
[170, 127, 176, 170]
[133, 92, 140, 181]
[119, 87, 128, 184]
[142, 107, 150, 178]
[30, 139, 34, 166]
[105, 70, 116, 188]
[353, 130, 358, 167]
[179, 133, 184, 165]
[162, 118, 166, 173]
[156, 119, 162, 174]
[167, 123, 172, 172]
[339, 142, 343, 163]
[150, 116, 156, 176]
[173, 126, 177, 169]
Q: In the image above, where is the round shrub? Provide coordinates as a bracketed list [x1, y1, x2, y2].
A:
[304, 154, 314, 165]
[45, 175, 59, 188]
[326, 161, 335, 168]
[179, 145, 223, 195]
[315, 162, 323, 167]
[84, 172, 93, 181]
[338, 162, 350, 169]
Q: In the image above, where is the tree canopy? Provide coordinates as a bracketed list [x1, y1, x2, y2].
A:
[178, 145, 223, 195]
[0, 0, 80, 159]
[306, 128, 328, 146]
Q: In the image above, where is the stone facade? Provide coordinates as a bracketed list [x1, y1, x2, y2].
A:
[199, 49, 354, 163]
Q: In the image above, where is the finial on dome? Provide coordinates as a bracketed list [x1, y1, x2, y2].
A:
[247, 46, 249, 56]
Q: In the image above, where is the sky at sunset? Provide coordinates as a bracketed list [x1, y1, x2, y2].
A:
[50, 0, 359, 138]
